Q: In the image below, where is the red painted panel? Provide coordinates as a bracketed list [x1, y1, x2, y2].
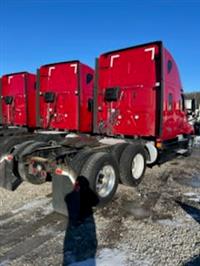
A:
[96, 44, 160, 137]
[1, 73, 36, 128]
[79, 64, 94, 132]
[27, 74, 37, 128]
[39, 61, 93, 132]
[0, 78, 2, 124]
[96, 42, 193, 140]
[161, 48, 193, 140]
[39, 62, 79, 130]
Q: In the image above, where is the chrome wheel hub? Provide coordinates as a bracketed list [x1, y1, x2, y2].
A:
[96, 165, 116, 197]
[131, 153, 144, 179]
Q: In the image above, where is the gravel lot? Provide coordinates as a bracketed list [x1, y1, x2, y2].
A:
[0, 142, 200, 266]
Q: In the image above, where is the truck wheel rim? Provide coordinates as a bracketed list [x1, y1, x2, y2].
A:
[131, 154, 144, 179]
[96, 165, 116, 198]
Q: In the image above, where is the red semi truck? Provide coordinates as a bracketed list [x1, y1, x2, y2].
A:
[0, 61, 94, 190]
[37, 61, 94, 132]
[1, 72, 36, 128]
[0, 41, 195, 215]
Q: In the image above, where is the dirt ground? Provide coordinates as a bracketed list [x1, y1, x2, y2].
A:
[0, 141, 200, 266]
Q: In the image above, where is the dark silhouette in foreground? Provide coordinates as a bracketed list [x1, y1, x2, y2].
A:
[184, 255, 200, 266]
[177, 200, 200, 266]
[63, 176, 99, 266]
[176, 200, 200, 224]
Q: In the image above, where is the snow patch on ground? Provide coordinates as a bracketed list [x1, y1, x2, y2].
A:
[68, 248, 152, 266]
[156, 218, 185, 227]
[97, 248, 127, 266]
[11, 197, 51, 214]
[40, 201, 54, 215]
[0, 198, 52, 226]
[184, 192, 198, 197]
[68, 248, 127, 266]
[184, 192, 200, 202]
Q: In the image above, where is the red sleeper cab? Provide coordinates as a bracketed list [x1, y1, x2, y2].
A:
[38, 61, 94, 133]
[1, 72, 36, 128]
[95, 41, 193, 141]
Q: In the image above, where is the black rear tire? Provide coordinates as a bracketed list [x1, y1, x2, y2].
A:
[17, 141, 48, 184]
[69, 149, 95, 174]
[111, 143, 129, 162]
[119, 143, 146, 186]
[80, 152, 119, 206]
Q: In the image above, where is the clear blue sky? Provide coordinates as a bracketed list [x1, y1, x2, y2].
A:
[0, 0, 200, 92]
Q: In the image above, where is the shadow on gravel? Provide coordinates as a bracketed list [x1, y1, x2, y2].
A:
[176, 201, 200, 224]
[184, 255, 200, 266]
[176, 201, 200, 266]
[63, 176, 99, 266]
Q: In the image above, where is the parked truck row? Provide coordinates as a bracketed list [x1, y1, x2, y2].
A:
[0, 41, 196, 215]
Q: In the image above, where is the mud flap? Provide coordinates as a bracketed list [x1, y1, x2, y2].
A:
[0, 159, 22, 191]
[0, 137, 53, 191]
[0, 139, 35, 191]
[52, 175, 74, 216]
